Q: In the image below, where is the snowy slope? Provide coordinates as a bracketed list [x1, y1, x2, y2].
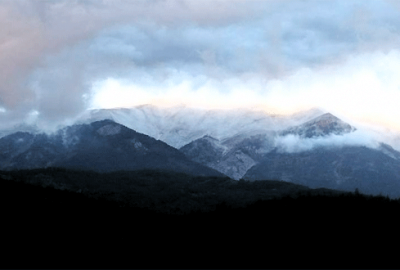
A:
[179, 112, 400, 180]
[76, 105, 325, 148]
[280, 113, 356, 138]
[180, 131, 277, 180]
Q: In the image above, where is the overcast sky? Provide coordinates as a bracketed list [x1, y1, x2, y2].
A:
[1, 0, 400, 133]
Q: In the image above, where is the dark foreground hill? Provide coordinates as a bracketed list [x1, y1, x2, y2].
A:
[0, 167, 327, 214]
[1, 168, 398, 268]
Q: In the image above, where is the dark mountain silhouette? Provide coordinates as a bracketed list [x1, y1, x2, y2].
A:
[0, 120, 226, 177]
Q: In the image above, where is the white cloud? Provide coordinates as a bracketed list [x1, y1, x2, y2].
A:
[274, 130, 381, 153]
[1, 0, 400, 135]
[87, 49, 400, 133]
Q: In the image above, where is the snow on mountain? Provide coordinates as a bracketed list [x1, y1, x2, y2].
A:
[180, 131, 276, 180]
[2, 106, 400, 197]
[179, 112, 400, 180]
[76, 105, 325, 148]
[280, 113, 356, 138]
[180, 135, 226, 165]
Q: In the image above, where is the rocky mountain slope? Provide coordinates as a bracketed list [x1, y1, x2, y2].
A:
[0, 120, 225, 177]
[180, 112, 360, 180]
[180, 132, 276, 180]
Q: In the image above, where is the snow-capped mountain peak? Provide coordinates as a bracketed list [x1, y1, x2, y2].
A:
[280, 113, 356, 138]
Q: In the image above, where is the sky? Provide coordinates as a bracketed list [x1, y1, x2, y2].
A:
[1, 0, 400, 135]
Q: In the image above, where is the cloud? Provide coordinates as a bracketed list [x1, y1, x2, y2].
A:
[1, 0, 400, 135]
[0, 0, 263, 129]
[86, 49, 400, 134]
[274, 130, 381, 154]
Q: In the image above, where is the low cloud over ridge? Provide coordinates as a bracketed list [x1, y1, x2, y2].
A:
[274, 131, 381, 154]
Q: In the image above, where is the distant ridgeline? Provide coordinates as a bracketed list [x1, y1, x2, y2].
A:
[0, 108, 400, 199]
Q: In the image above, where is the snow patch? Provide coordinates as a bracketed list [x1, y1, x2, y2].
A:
[130, 138, 147, 150]
[61, 129, 79, 147]
[210, 150, 257, 180]
[97, 124, 121, 136]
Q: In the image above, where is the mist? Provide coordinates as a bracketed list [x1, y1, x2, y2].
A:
[274, 130, 381, 153]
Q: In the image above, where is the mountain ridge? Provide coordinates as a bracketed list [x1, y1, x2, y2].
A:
[0, 119, 226, 178]
[73, 106, 326, 148]
[2, 108, 400, 198]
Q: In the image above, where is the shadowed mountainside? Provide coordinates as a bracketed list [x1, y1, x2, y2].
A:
[243, 145, 400, 198]
[0, 120, 225, 177]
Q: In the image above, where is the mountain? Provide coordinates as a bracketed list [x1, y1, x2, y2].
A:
[0, 123, 40, 139]
[180, 112, 400, 191]
[179, 135, 226, 165]
[0, 120, 226, 177]
[180, 112, 358, 180]
[75, 105, 325, 148]
[237, 113, 400, 198]
[379, 143, 400, 160]
[180, 135, 252, 180]
[243, 145, 400, 198]
[280, 113, 356, 138]
[3, 106, 400, 198]
[180, 132, 276, 180]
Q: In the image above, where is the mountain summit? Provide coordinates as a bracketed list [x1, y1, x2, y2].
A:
[280, 113, 356, 138]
